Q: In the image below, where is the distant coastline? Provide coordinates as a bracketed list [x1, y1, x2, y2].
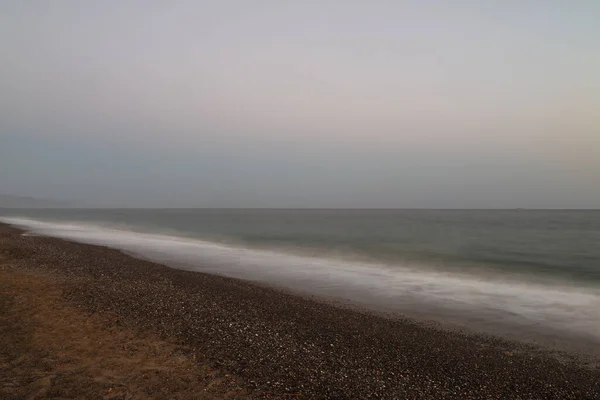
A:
[0, 194, 78, 208]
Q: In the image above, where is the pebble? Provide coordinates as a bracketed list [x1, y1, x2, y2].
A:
[1, 228, 599, 399]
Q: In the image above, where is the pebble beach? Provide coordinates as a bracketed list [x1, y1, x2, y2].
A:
[1, 224, 599, 399]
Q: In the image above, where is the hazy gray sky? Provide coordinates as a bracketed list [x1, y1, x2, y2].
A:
[1, 1, 599, 208]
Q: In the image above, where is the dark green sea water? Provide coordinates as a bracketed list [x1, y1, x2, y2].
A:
[3, 208, 599, 283]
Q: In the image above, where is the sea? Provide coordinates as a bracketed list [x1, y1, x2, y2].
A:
[2, 208, 599, 352]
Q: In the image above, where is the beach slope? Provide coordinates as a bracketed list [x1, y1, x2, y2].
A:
[1, 224, 598, 399]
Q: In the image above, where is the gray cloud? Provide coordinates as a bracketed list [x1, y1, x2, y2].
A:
[1, 1, 599, 208]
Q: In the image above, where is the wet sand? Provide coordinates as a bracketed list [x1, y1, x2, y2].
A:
[1, 224, 599, 399]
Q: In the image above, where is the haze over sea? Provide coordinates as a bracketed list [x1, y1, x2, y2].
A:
[2, 208, 599, 352]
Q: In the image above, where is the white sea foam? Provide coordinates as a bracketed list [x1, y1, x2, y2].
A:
[3, 216, 600, 348]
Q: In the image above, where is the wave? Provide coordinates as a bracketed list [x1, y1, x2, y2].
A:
[3, 216, 600, 349]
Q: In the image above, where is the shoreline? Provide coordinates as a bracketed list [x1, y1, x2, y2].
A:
[1, 223, 599, 398]
[5, 217, 600, 357]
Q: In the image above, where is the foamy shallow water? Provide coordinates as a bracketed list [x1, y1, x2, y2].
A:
[3, 216, 600, 351]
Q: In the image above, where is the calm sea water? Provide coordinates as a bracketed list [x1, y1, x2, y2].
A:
[2, 209, 600, 350]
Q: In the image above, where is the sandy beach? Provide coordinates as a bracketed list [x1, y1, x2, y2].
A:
[1, 223, 599, 399]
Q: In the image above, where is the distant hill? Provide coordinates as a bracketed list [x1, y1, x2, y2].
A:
[0, 194, 74, 208]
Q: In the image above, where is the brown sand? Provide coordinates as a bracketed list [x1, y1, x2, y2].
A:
[0, 254, 251, 399]
[1, 224, 599, 399]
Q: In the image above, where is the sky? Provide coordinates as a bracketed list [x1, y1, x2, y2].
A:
[1, 1, 599, 208]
